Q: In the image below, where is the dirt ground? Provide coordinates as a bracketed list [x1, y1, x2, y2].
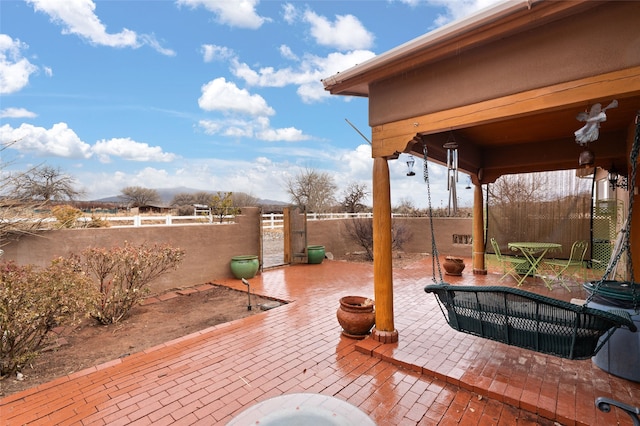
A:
[0, 284, 279, 397]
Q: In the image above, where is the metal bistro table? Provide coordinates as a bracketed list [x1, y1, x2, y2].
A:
[508, 242, 562, 288]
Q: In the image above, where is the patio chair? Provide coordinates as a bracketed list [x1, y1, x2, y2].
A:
[490, 237, 529, 283]
[545, 240, 588, 286]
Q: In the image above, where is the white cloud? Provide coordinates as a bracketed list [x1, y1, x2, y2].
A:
[199, 116, 310, 142]
[176, 0, 267, 29]
[393, 0, 503, 26]
[0, 107, 37, 119]
[198, 77, 275, 116]
[43, 66, 53, 77]
[92, 137, 177, 163]
[303, 10, 374, 51]
[282, 3, 298, 24]
[26, 0, 175, 55]
[0, 123, 176, 163]
[201, 44, 235, 63]
[139, 34, 176, 57]
[0, 35, 38, 94]
[429, 0, 502, 21]
[231, 49, 375, 103]
[0, 122, 92, 159]
[279, 45, 298, 61]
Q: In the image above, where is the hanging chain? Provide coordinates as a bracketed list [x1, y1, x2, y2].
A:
[585, 112, 639, 308]
[629, 113, 639, 308]
[423, 143, 444, 283]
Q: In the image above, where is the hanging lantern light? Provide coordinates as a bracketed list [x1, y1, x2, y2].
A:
[406, 155, 416, 176]
[608, 164, 628, 190]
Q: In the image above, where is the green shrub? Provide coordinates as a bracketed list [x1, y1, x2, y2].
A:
[0, 258, 96, 375]
[82, 242, 185, 325]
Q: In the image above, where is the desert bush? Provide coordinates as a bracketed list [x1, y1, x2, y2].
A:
[82, 243, 185, 325]
[0, 258, 96, 375]
[343, 218, 412, 261]
[84, 215, 111, 228]
[52, 205, 83, 228]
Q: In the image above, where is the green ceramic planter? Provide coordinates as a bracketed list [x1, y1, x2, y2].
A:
[230, 255, 259, 279]
[307, 245, 326, 264]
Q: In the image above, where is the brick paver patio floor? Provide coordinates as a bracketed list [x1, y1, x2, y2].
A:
[2, 257, 639, 425]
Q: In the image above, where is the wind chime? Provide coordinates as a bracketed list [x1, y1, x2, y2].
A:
[443, 135, 458, 216]
[575, 99, 618, 167]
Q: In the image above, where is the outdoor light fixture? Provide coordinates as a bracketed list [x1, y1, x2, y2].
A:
[406, 155, 416, 176]
[608, 165, 628, 191]
[241, 278, 252, 311]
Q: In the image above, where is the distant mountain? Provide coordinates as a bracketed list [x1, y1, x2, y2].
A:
[92, 187, 288, 207]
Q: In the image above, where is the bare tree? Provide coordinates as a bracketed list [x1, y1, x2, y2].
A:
[192, 191, 214, 205]
[0, 144, 51, 247]
[284, 167, 337, 213]
[341, 182, 369, 213]
[393, 197, 423, 217]
[171, 192, 197, 207]
[232, 192, 259, 208]
[10, 165, 83, 202]
[343, 218, 412, 261]
[488, 173, 550, 206]
[120, 186, 160, 207]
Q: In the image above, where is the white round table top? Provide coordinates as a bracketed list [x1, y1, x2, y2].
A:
[227, 393, 377, 426]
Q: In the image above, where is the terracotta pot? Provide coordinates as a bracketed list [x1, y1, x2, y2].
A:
[443, 256, 465, 276]
[336, 296, 375, 339]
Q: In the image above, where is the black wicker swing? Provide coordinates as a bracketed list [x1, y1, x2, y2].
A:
[423, 115, 639, 360]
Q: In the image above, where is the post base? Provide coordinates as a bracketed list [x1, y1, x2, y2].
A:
[371, 328, 399, 343]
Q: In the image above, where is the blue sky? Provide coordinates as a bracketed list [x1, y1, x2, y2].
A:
[1, 0, 498, 208]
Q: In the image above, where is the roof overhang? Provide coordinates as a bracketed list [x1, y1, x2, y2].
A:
[323, 0, 640, 184]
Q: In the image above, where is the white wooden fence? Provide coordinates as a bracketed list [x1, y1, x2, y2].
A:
[7, 212, 378, 229]
[261, 212, 374, 230]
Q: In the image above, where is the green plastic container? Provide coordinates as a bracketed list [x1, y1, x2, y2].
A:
[230, 255, 259, 279]
[307, 245, 326, 264]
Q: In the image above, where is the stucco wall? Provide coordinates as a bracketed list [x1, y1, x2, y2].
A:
[1, 212, 471, 295]
[1, 208, 262, 295]
[307, 217, 473, 259]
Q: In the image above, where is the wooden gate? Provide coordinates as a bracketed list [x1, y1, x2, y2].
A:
[283, 207, 307, 264]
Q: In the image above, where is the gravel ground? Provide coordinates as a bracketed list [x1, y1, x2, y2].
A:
[263, 229, 284, 268]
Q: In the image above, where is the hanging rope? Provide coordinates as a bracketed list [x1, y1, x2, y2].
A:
[423, 142, 444, 283]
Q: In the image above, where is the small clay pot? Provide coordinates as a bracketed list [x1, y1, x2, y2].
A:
[443, 256, 465, 276]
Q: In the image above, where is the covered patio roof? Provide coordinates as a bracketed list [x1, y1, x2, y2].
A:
[323, 0, 640, 184]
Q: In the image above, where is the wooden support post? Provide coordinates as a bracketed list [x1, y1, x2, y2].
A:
[472, 183, 487, 274]
[371, 157, 398, 343]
